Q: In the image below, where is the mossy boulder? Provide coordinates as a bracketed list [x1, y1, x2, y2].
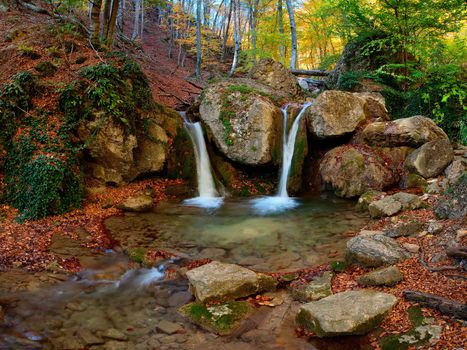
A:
[319, 145, 397, 198]
[296, 290, 398, 337]
[356, 190, 385, 211]
[186, 261, 277, 303]
[199, 79, 283, 166]
[179, 301, 253, 336]
[248, 58, 302, 97]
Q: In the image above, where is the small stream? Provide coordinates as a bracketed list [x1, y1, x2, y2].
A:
[0, 196, 369, 350]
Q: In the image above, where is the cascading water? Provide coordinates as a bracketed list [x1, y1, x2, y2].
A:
[180, 112, 223, 209]
[252, 102, 312, 214]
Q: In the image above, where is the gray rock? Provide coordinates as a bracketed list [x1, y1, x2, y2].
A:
[76, 329, 104, 346]
[346, 234, 410, 267]
[362, 116, 448, 147]
[405, 139, 454, 178]
[427, 221, 443, 235]
[291, 271, 333, 302]
[117, 194, 153, 212]
[357, 266, 403, 286]
[402, 243, 420, 253]
[306, 91, 368, 138]
[186, 261, 277, 303]
[356, 190, 385, 211]
[102, 328, 128, 341]
[168, 291, 192, 307]
[296, 290, 398, 336]
[444, 159, 467, 185]
[320, 145, 397, 198]
[434, 173, 467, 220]
[103, 340, 129, 350]
[156, 320, 183, 335]
[199, 79, 283, 166]
[391, 192, 423, 210]
[385, 221, 424, 238]
[368, 197, 402, 218]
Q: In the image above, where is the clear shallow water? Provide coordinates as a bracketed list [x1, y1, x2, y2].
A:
[105, 195, 368, 272]
[0, 196, 370, 350]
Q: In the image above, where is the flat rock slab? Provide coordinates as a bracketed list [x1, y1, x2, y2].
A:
[186, 261, 277, 303]
[117, 194, 153, 212]
[357, 266, 403, 286]
[346, 234, 410, 267]
[179, 301, 253, 336]
[156, 320, 184, 335]
[296, 290, 398, 336]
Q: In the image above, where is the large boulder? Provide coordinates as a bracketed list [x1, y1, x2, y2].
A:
[306, 91, 367, 138]
[248, 58, 302, 97]
[199, 79, 283, 166]
[185, 261, 277, 303]
[319, 145, 397, 198]
[444, 159, 467, 185]
[434, 173, 467, 220]
[404, 139, 454, 178]
[362, 116, 448, 147]
[296, 290, 398, 337]
[79, 116, 138, 185]
[346, 234, 410, 267]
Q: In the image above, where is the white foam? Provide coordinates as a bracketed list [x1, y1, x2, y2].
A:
[250, 196, 300, 215]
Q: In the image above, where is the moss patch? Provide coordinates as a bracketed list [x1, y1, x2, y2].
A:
[179, 301, 253, 336]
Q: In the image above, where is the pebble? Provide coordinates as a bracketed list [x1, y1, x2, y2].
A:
[403, 243, 420, 253]
[102, 328, 128, 341]
[156, 320, 183, 335]
[65, 302, 86, 312]
[76, 328, 103, 346]
[456, 229, 467, 241]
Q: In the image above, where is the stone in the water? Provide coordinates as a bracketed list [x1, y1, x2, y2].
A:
[291, 271, 333, 302]
[357, 266, 403, 286]
[368, 196, 402, 218]
[102, 328, 128, 341]
[404, 139, 454, 178]
[346, 234, 410, 267]
[76, 328, 104, 346]
[117, 194, 153, 212]
[179, 301, 253, 336]
[186, 261, 277, 303]
[198, 247, 226, 259]
[296, 290, 398, 336]
[156, 320, 183, 335]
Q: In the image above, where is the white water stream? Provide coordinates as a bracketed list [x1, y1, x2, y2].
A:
[180, 112, 223, 209]
[252, 102, 312, 214]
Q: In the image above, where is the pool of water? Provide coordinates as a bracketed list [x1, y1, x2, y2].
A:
[105, 195, 368, 272]
[0, 195, 371, 350]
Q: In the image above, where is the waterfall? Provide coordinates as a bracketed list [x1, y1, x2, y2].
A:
[180, 112, 223, 209]
[277, 102, 312, 197]
[251, 102, 312, 214]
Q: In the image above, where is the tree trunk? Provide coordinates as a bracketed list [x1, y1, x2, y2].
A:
[277, 0, 285, 64]
[229, 0, 240, 77]
[102, 0, 112, 39]
[221, 0, 232, 61]
[131, 0, 140, 40]
[284, 0, 297, 69]
[140, 0, 144, 39]
[116, 0, 124, 34]
[195, 0, 202, 79]
[90, 0, 103, 47]
[105, 0, 120, 47]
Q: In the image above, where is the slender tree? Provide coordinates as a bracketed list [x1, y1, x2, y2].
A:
[195, 0, 202, 78]
[285, 0, 297, 69]
[277, 0, 285, 64]
[89, 0, 103, 47]
[229, 0, 240, 76]
[131, 0, 140, 39]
